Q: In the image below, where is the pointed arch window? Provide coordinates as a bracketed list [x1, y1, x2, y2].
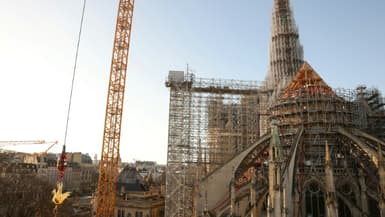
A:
[304, 182, 325, 217]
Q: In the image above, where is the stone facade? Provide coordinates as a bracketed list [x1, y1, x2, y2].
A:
[197, 63, 385, 217]
[164, 0, 385, 216]
[23, 152, 98, 193]
[115, 166, 165, 217]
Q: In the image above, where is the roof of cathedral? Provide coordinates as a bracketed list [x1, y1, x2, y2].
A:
[280, 62, 335, 99]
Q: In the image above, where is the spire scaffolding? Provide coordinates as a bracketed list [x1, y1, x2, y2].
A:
[267, 0, 304, 91]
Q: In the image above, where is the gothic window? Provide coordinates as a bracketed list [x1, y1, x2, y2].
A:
[305, 182, 325, 217]
[339, 183, 356, 205]
[368, 196, 381, 217]
[338, 198, 352, 217]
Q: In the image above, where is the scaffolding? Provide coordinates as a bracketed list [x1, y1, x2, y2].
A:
[261, 63, 385, 216]
[164, 66, 385, 217]
[269, 63, 362, 168]
[266, 0, 304, 90]
[356, 86, 385, 141]
[165, 71, 268, 217]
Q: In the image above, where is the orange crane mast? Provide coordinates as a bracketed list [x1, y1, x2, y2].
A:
[95, 0, 135, 216]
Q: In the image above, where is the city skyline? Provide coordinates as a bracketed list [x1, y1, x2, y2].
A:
[0, 0, 384, 164]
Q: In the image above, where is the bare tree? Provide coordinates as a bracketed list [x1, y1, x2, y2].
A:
[0, 174, 73, 217]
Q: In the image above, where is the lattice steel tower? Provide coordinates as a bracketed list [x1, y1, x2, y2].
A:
[266, 0, 304, 91]
[96, 0, 135, 216]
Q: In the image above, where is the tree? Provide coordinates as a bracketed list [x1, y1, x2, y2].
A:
[0, 174, 73, 217]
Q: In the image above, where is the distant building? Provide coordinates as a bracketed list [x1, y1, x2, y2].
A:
[33, 153, 81, 192]
[93, 154, 99, 166]
[67, 152, 93, 164]
[24, 152, 98, 194]
[115, 166, 165, 217]
[0, 161, 37, 177]
[135, 160, 164, 181]
[0, 150, 28, 163]
[66, 153, 98, 194]
[72, 195, 94, 216]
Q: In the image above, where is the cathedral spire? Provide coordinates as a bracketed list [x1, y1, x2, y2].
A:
[266, 0, 304, 90]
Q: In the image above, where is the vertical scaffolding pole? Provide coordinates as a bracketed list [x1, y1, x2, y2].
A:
[165, 72, 266, 216]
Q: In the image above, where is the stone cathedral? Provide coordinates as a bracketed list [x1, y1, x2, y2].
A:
[195, 0, 385, 217]
[165, 0, 385, 217]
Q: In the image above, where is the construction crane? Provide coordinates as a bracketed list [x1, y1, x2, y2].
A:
[33, 141, 58, 157]
[96, 0, 135, 216]
[0, 140, 57, 148]
[0, 140, 58, 161]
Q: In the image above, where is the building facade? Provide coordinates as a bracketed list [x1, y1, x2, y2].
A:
[23, 152, 98, 193]
[115, 166, 165, 217]
[197, 62, 385, 217]
[164, 0, 385, 216]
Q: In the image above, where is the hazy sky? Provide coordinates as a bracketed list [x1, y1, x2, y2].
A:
[0, 0, 384, 164]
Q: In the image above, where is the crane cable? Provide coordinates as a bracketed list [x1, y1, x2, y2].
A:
[64, 0, 87, 147]
[52, 0, 87, 216]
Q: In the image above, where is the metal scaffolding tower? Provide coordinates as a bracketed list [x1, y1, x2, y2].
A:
[165, 71, 268, 217]
[266, 0, 304, 91]
[163, 0, 385, 215]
